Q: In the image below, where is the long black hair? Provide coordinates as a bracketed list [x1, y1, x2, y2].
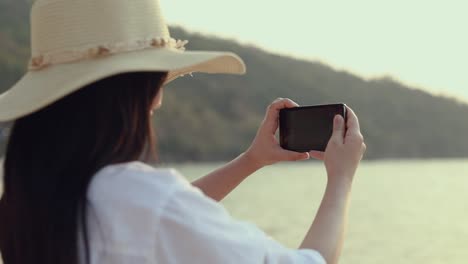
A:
[0, 71, 168, 264]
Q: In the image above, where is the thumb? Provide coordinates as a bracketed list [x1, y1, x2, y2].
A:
[281, 149, 310, 161]
[330, 115, 345, 144]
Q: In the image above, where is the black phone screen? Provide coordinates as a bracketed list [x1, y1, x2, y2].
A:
[279, 104, 346, 152]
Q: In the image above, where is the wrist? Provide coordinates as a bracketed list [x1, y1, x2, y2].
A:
[241, 150, 264, 171]
[326, 174, 354, 189]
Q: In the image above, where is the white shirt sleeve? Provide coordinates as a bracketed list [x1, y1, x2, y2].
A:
[155, 183, 326, 264]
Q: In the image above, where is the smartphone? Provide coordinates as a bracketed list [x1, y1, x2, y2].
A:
[279, 103, 347, 152]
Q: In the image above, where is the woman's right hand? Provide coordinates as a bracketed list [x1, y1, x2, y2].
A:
[301, 106, 366, 264]
[309, 106, 366, 182]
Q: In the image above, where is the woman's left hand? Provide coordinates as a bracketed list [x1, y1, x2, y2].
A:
[244, 98, 311, 168]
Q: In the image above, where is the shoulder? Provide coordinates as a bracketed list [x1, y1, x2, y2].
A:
[90, 161, 188, 198]
[87, 161, 193, 223]
[84, 161, 195, 253]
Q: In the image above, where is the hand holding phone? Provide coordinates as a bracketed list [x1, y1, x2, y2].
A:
[244, 98, 313, 168]
[279, 104, 347, 152]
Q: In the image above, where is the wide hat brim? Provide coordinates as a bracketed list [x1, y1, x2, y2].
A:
[0, 47, 246, 122]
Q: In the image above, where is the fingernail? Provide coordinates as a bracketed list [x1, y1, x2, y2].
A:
[334, 115, 342, 128]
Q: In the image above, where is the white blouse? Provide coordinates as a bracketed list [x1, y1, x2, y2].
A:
[78, 161, 326, 264]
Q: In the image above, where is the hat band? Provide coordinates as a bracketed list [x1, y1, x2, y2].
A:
[28, 37, 189, 71]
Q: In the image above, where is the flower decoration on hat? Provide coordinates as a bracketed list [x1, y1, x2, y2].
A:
[28, 37, 189, 71]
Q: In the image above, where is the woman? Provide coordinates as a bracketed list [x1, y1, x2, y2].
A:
[0, 0, 366, 264]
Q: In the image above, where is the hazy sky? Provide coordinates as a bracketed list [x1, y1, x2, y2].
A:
[161, 0, 468, 101]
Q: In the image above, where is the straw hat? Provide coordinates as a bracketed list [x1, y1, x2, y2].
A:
[0, 0, 246, 122]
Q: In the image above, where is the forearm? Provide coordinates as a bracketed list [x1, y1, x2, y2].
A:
[191, 152, 262, 202]
[299, 177, 353, 264]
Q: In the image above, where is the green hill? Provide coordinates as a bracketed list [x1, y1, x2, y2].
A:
[2, 1, 468, 161]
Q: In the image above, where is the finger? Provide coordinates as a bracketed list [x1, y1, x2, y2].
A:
[280, 149, 310, 161]
[273, 97, 284, 103]
[308, 150, 325, 161]
[345, 106, 361, 135]
[330, 115, 345, 144]
[266, 98, 299, 113]
[262, 98, 300, 134]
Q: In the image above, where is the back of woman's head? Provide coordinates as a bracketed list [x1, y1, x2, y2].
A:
[0, 71, 167, 264]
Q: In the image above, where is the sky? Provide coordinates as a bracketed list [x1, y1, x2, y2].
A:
[160, 0, 468, 101]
